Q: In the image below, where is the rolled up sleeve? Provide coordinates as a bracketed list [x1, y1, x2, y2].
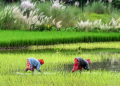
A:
[36, 63, 41, 71]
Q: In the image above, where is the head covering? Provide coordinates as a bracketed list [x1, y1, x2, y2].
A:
[38, 59, 44, 65]
[86, 59, 91, 64]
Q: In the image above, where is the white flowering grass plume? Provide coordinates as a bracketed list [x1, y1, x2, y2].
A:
[109, 18, 120, 29]
[108, 0, 112, 3]
[20, 0, 36, 18]
[50, 0, 66, 10]
[2, 4, 52, 30]
[52, 19, 62, 29]
[0, 5, 15, 29]
[76, 17, 120, 31]
[74, 1, 79, 7]
[20, 0, 35, 12]
[85, 0, 90, 5]
[77, 19, 92, 30]
[2, 1, 62, 30]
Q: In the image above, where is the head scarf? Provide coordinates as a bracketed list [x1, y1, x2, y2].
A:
[86, 59, 91, 64]
[38, 59, 44, 65]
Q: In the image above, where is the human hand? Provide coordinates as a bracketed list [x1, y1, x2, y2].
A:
[30, 68, 34, 72]
[38, 70, 41, 72]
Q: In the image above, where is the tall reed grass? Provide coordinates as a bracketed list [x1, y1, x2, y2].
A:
[0, 1, 120, 31]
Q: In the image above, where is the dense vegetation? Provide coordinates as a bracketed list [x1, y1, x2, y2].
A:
[0, 30, 120, 47]
[0, 0, 120, 32]
[0, 0, 120, 86]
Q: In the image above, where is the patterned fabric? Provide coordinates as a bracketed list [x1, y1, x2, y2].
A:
[72, 58, 82, 72]
[86, 59, 91, 64]
[27, 59, 31, 70]
[26, 59, 35, 71]
[28, 57, 41, 71]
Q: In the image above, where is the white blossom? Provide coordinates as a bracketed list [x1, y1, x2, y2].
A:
[85, 0, 89, 5]
[74, 1, 79, 7]
[51, 1, 66, 10]
[56, 21, 62, 28]
[108, 0, 112, 3]
[20, 1, 35, 12]
[52, 19, 56, 25]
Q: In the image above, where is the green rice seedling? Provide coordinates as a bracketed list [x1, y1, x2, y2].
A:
[1, 69, 120, 86]
[1, 43, 120, 86]
[0, 52, 120, 74]
[1, 30, 120, 47]
[29, 41, 120, 53]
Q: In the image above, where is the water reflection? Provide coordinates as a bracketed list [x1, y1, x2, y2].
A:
[0, 48, 120, 72]
[63, 60, 120, 72]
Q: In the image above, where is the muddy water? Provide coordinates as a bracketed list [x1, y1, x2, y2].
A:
[63, 61, 120, 72]
[0, 48, 120, 72]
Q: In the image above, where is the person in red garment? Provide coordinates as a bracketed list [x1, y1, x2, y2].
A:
[25, 57, 44, 73]
[72, 57, 91, 73]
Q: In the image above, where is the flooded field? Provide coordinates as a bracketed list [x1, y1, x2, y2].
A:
[63, 60, 120, 72]
[1, 44, 120, 86]
[1, 48, 120, 73]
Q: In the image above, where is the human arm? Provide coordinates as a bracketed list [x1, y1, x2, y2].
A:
[72, 58, 79, 73]
[72, 64, 79, 72]
[83, 64, 89, 70]
[38, 70, 41, 72]
[36, 63, 41, 72]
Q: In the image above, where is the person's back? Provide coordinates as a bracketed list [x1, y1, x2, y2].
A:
[25, 57, 44, 73]
[72, 57, 91, 73]
[28, 57, 40, 69]
[76, 57, 89, 69]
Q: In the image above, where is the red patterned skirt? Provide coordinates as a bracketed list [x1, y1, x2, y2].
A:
[72, 58, 82, 72]
[26, 59, 35, 71]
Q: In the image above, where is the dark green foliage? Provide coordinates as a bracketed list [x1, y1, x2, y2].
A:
[112, 0, 120, 9]
[78, 46, 82, 50]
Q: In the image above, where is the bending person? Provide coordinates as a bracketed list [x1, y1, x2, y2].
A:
[72, 57, 91, 73]
[25, 57, 44, 73]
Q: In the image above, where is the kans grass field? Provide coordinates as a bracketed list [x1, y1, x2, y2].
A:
[1, 0, 120, 86]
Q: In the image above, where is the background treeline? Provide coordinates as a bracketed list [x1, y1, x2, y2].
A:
[2, 0, 120, 9]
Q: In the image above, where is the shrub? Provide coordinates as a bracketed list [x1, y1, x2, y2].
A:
[84, 1, 106, 14]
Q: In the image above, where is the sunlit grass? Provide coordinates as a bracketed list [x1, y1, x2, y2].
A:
[29, 41, 120, 50]
[0, 70, 120, 86]
[0, 42, 120, 85]
[0, 52, 120, 74]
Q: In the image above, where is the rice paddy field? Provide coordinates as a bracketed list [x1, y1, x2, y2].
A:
[0, 30, 120, 47]
[0, 41, 120, 86]
[1, 0, 120, 85]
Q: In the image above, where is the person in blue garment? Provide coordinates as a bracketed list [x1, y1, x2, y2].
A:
[25, 57, 44, 73]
